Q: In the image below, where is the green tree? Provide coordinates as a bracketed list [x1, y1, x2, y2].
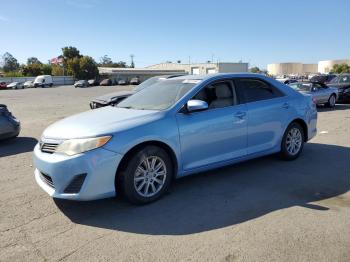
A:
[52, 65, 64, 76]
[27, 57, 42, 65]
[41, 64, 52, 75]
[1, 52, 19, 72]
[62, 46, 81, 60]
[331, 63, 350, 74]
[66, 57, 81, 78]
[250, 66, 260, 73]
[79, 56, 98, 79]
[22, 63, 42, 76]
[98, 55, 127, 68]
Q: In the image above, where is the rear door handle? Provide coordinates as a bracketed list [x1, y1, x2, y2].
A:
[234, 111, 246, 119]
[282, 102, 289, 109]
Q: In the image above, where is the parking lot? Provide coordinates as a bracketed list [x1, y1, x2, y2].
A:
[1, 85, 350, 262]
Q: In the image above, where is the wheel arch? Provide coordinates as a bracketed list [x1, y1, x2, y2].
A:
[115, 140, 179, 189]
[288, 118, 308, 142]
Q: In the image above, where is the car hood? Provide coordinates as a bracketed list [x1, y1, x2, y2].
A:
[93, 90, 136, 103]
[42, 106, 161, 140]
[7, 83, 17, 87]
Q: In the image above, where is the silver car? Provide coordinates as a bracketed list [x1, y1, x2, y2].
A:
[289, 82, 338, 108]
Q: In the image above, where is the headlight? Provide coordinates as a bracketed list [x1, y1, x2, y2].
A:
[55, 136, 111, 156]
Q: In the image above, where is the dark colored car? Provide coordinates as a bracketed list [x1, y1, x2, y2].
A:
[99, 79, 112, 86]
[88, 79, 99, 86]
[310, 74, 337, 84]
[90, 74, 185, 109]
[129, 77, 140, 85]
[327, 74, 350, 102]
[74, 80, 89, 88]
[0, 104, 20, 140]
[0, 82, 8, 89]
[117, 79, 128, 85]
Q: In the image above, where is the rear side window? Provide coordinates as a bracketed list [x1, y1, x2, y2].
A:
[236, 78, 284, 103]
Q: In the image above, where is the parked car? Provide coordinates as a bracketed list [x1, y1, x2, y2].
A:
[88, 79, 99, 86]
[288, 81, 338, 107]
[99, 79, 112, 86]
[74, 80, 89, 88]
[0, 82, 8, 89]
[23, 80, 34, 88]
[117, 79, 128, 85]
[310, 74, 337, 84]
[129, 77, 140, 85]
[276, 78, 298, 85]
[33, 73, 317, 204]
[0, 104, 20, 140]
[90, 75, 185, 109]
[34, 75, 53, 88]
[7, 82, 24, 89]
[327, 74, 350, 102]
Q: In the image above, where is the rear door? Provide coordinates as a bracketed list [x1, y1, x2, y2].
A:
[235, 78, 291, 155]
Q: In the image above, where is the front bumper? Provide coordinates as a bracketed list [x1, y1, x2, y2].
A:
[33, 144, 123, 200]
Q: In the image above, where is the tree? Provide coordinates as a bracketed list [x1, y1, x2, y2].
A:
[62, 46, 81, 60]
[1, 52, 19, 72]
[66, 56, 98, 79]
[41, 64, 52, 75]
[27, 57, 42, 65]
[99, 55, 113, 66]
[331, 63, 350, 74]
[52, 65, 64, 76]
[22, 63, 42, 76]
[79, 56, 98, 79]
[250, 66, 261, 73]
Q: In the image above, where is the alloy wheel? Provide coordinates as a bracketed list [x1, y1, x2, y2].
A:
[286, 127, 302, 155]
[134, 156, 167, 197]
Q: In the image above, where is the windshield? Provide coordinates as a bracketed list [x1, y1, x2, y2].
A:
[118, 79, 196, 110]
[289, 83, 312, 91]
[133, 76, 161, 92]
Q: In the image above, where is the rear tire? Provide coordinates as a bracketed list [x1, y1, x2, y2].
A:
[118, 145, 173, 204]
[280, 122, 305, 161]
[327, 94, 336, 108]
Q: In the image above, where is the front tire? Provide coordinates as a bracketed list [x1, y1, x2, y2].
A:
[280, 122, 305, 160]
[119, 145, 173, 204]
[327, 94, 336, 108]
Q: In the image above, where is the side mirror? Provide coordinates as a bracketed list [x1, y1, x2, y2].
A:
[187, 100, 208, 113]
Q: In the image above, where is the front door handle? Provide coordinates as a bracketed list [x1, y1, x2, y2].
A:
[234, 111, 246, 119]
[282, 102, 289, 109]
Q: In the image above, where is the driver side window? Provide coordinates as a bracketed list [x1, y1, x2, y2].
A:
[192, 81, 237, 109]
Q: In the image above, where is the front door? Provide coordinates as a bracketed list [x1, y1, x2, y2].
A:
[176, 80, 247, 171]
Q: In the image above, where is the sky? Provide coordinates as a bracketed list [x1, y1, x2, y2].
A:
[0, 0, 349, 69]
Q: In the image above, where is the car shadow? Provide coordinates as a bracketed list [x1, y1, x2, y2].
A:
[0, 137, 38, 157]
[55, 143, 350, 235]
[318, 104, 350, 112]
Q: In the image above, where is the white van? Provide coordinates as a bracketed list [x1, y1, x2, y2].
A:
[34, 75, 53, 88]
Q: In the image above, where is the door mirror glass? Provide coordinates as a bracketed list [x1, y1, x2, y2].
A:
[187, 100, 208, 112]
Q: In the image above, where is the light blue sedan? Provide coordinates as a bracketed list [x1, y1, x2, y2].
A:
[33, 74, 317, 204]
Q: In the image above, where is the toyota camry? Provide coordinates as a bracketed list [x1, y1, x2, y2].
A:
[33, 74, 317, 204]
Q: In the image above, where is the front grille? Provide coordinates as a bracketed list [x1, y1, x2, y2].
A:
[64, 174, 87, 194]
[41, 143, 59, 154]
[40, 172, 54, 188]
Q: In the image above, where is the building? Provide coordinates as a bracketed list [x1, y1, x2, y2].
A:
[98, 67, 186, 83]
[98, 61, 249, 82]
[267, 63, 318, 76]
[318, 59, 350, 74]
[147, 62, 249, 75]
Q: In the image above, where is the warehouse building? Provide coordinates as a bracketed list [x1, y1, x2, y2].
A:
[267, 63, 318, 76]
[147, 62, 249, 75]
[98, 61, 249, 82]
[318, 59, 350, 74]
[98, 67, 186, 83]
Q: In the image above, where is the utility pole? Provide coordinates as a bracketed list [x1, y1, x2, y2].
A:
[130, 54, 135, 68]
